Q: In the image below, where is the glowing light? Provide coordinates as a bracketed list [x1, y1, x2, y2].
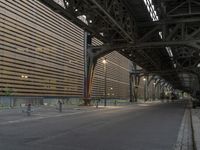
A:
[102, 58, 107, 64]
[159, 32, 162, 39]
[53, 0, 66, 8]
[174, 63, 177, 68]
[21, 75, 28, 79]
[143, 0, 159, 21]
[159, 32, 174, 58]
[100, 32, 104, 36]
[66, 1, 69, 6]
[166, 47, 173, 57]
[77, 15, 88, 25]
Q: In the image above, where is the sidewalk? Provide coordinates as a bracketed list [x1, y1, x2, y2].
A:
[0, 103, 133, 126]
[174, 108, 193, 150]
[191, 108, 200, 150]
[0, 100, 164, 126]
[0, 105, 101, 125]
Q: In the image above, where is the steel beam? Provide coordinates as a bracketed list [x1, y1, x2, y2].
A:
[38, 0, 105, 41]
[87, 0, 134, 42]
[138, 18, 200, 27]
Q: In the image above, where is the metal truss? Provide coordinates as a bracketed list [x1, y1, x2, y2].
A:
[39, 0, 140, 103]
[138, 20, 200, 49]
[87, 16, 200, 74]
[39, 0, 136, 43]
[39, 0, 200, 97]
[159, 0, 200, 18]
[40, 0, 160, 71]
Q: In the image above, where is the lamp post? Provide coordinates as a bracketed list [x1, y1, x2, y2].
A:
[143, 77, 146, 102]
[102, 58, 107, 106]
[153, 82, 156, 100]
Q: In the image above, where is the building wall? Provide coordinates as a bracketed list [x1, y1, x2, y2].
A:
[0, 0, 131, 99]
[0, 0, 84, 96]
[93, 51, 132, 99]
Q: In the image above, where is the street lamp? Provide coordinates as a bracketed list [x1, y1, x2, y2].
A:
[102, 58, 107, 106]
[153, 82, 156, 100]
[143, 77, 147, 102]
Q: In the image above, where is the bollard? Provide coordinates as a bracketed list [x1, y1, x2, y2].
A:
[27, 103, 31, 116]
[96, 99, 99, 108]
[58, 100, 62, 112]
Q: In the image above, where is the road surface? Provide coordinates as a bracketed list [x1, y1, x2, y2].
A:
[0, 102, 185, 150]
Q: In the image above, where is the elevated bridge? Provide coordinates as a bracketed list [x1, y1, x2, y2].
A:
[39, 0, 200, 104]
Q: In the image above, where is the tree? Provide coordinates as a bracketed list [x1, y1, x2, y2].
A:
[2, 87, 13, 108]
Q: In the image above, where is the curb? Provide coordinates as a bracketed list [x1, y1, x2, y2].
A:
[174, 108, 193, 150]
[191, 109, 200, 150]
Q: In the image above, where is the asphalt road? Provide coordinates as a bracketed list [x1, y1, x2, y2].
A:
[0, 103, 185, 150]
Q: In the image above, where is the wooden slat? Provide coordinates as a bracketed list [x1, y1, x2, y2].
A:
[0, 1, 131, 98]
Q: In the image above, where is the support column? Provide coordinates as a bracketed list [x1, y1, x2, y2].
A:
[147, 75, 156, 101]
[130, 68, 141, 102]
[146, 75, 149, 101]
[155, 80, 161, 100]
[129, 73, 134, 102]
[131, 64, 141, 102]
[133, 75, 140, 102]
[155, 83, 158, 100]
[153, 79, 156, 100]
[83, 32, 97, 105]
[143, 76, 147, 102]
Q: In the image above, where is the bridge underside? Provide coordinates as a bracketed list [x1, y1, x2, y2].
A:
[39, 0, 200, 102]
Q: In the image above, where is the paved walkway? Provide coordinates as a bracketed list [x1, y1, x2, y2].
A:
[0, 105, 114, 125]
[175, 109, 193, 150]
[191, 108, 200, 150]
[0, 101, 162, 125]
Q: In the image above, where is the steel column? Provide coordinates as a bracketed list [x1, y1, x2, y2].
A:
[129, 73, 134, 102]
[83, 32, 97, 105]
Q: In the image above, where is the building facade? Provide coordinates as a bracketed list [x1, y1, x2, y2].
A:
[0, 0, 132, 105]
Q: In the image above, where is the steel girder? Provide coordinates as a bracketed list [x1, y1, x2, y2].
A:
[153, 0, 200, 93]
[39, 0, 136, 43]
[137, 20, 200, 50]
[87, 17, 200, 74]
[39, 0, 160, 72]
[157, 0, 200, 18]
[39, 0, 140, 102]
[39, 0, 200, 95]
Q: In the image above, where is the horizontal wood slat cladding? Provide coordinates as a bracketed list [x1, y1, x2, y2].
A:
[0, 1, 131, 99]
[0, 0, 84, 97]
[92, 39, 131, 99]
